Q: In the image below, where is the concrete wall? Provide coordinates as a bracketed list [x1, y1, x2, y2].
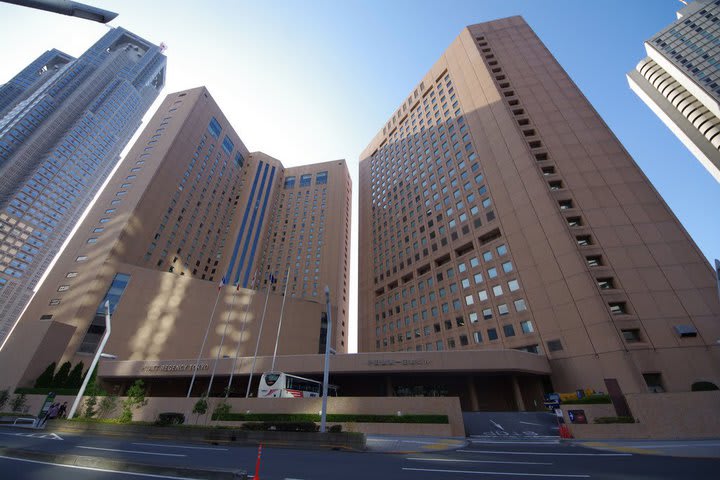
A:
[566, 391, 720, 439]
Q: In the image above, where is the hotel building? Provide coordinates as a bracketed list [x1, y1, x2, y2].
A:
[359, 16, 720, 398]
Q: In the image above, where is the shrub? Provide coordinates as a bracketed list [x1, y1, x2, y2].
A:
[691, 381, 719, 392]
[53, 361, 72, 388]
[594, 416, 635, 424]
[212, 412, 449, 424]
[156, 412, 185, 426]
[0, 389, 9, 411]
[9, 393, 27, 413]
[213, 401, 231, 417]
[328, 424, 342, 433]
[98, 395, 118, 418]
[84, 395, 98, 418]
[118, 380, 146, 423]
[561, 394, 612, 405]
[241, 421, 319, 432]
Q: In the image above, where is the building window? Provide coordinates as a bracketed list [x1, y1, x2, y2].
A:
[208, 117, 222, 138]
[66, 272, 78, 278]
[621, 328, 642, 343]
[586, 255, 602, 267]
[57, 285, 70, 292]
[567, 216, 582, 227]
[473, 331, 482, 343]
[482, 308, 493, 320]
[503, 324, 516, 337]
[76, 256, 88, 262]
[49, 299, 61, 306]
[498, 303, 509, 316]
[514, 298, 527, 312]
[492, 285, 503, 296]
[609, 302, 628, 315]
[508, 279, 520, 291]
[284, 176, 296, 189]
[78, 273, 131, 354]
[234, 152, 245, 168]
[222, 135, 234, 154]
[316, 171, 328, 185]
[520, 320, 534, 333]
[488, 328, 498, 341]
[300, 174, 312, 187]
[559, 199, 573, 210]
[643, 373, 665, 393]
[597, 278, 615, 290]
[547, 339, 563, 352]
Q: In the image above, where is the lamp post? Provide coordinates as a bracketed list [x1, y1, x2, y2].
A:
[1, 0, 118, 23]
[68, 300, 111, 420]
[320, 286, 333, 433]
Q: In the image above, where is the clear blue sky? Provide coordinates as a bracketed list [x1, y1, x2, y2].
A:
[1, 0, 718, 352]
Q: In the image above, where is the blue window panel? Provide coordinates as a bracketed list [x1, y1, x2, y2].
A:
[78, 272, 130, 354]
[315, 171, 328, 185]
[208, 117, 222, 139]
[284, 176, 295, 189]
[234, 163, 270, 285]
[299, 174, 311, 187]
[225, 162, 264, 282]
[222, 135, 234, 155]
[242, 166, 276, 288]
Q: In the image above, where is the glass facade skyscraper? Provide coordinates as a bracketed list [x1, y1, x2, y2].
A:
[0, 27, 166, 345]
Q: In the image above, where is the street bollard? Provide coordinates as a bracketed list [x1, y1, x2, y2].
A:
[254, 442, 263, 480]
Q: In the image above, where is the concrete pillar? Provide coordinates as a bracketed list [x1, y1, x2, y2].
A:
[468, 375, 480, 411]
[511, 375, 526, 411]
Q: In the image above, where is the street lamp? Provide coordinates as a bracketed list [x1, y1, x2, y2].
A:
[320, 286, 333, 433]
[1, 0, 118, 23]
[67, 300, 111, 419]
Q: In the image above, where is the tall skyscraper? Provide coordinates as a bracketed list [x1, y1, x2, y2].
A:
[359, 17, 720, 395]
[0, 27, 166, 345]
[628, 0, 720, 182]
[0, 87, 351, 393]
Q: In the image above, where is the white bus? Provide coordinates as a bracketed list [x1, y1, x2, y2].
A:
[258, 372, 337, 398]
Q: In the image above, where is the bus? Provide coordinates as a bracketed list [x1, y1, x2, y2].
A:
[258, 372, 337, 398]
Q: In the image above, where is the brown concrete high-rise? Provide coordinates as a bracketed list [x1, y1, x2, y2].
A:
[358, 17, 720, 395]
[0, 87, 351, 394]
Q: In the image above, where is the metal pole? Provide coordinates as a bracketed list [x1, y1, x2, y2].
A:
[270, 269, 291, 372]
[187, 287, 223, 398]
[715, 259, 720, 306]
[206, 285, 239, 397]
[68, 300, 111, 420]
[246, 278, 272, 398]
[1, 0, 119, 23]
[320, 286, 332, 433]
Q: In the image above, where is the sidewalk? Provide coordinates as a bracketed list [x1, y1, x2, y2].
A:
[572, 438, 720, 458]
[365, 434, 467, 453]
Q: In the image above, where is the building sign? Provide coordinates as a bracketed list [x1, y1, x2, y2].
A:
[367, 359, 430, 367]
[141, 363, 209, 373]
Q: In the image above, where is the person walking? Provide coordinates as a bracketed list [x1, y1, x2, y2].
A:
[39, 403, 60, 428]
[58, 402, 68, 419]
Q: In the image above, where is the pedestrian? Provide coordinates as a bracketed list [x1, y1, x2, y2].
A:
[58, 401, 68, 418]
[40, 403, 60, 428]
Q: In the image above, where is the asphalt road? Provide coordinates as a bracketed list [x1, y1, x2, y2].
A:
[1, 427, 719, 479]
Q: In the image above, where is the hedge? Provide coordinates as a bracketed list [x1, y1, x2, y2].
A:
[212, 412, 449, 424]
[15, 387, 80, 396]
[561, 394, 612, 405]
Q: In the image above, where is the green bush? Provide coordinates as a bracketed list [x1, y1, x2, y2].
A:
[241, 421, 319, 432]
[155, 412, 185, 426]
[561, 394, 612, 405]
[594, 416, 635, 424]
[0, 389, 9, 411]
[15, 387, 81, 396]
[212, 412, 449, 424]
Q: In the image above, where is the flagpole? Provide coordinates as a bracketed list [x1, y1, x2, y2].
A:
[246, 273, 273, 398]
[270, 269, 291, 372]
[187, 279, 225, 398]
[206, 282, 239, 398]
[226, 269, 258, 398]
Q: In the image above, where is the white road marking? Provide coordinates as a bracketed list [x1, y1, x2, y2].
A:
[132, 442, 228, 451]
[490, 420, 505, 431]
[470, 441, 560, 445]
[0, 431, 63, 440]
[403, 467, 590, 477]
[367, 439, 441, 445]
[77, 446, 186, 457]
[471, 435, 558, 439]
[604, 443, 720, 449]
[406, 457, 552, 465]
[459, 449, 631, 457]
[519, 421, 544, 426]
[0, 455, 195, 479]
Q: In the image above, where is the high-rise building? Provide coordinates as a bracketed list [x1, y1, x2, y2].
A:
[0, 27, 166, 344]
[359, 17, 720, 395]
[628, 0, 720, 182]
[0, 87, 351, 394]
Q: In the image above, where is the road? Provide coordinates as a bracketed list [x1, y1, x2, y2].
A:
[0, 427, 718, 479]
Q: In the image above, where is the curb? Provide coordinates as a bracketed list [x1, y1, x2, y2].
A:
[0, 446, 248, 479]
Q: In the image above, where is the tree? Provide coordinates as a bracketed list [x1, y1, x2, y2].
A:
[98, 395, 118, 419]
[52, 361, 72, 388]
[65, 362, 85, 389]
[118, 380, 147, 423]
[213, 400, 231, 419]
[83, 395, 98, 418]
[34, 362, 56, 389]
[0, 389, 9, 411]
[9, 393, 27, 413]
[192, 396, 208, 424]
